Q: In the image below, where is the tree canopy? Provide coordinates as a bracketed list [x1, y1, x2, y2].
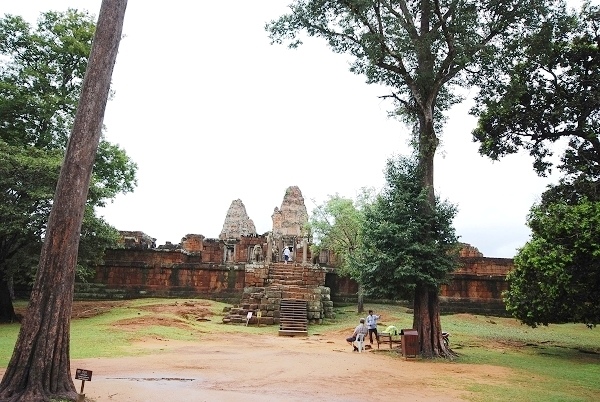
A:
[504, 198, 600, 328]
[0, 141, 62, 320]
[356, 156, 459, 302]
[309, 192, 371, 273]
[471, 2, 600, 328]
[472, 3, 599, 179]
[267, 0, 556, 160]
[0, 10, 94, 150]
[308, 192, 372, 312]
[0, 9, 136, 322]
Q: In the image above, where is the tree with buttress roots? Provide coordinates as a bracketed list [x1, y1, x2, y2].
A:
[267, 0, 559, 357]
[0, 1, 128, 400]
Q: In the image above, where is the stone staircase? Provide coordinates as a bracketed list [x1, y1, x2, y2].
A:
[269, 262, 304, 286]
[73, 283, 127, 300]
[278, 298, 308, 336]
[221, 262, 333, 330]
[270, 263, 311, 336]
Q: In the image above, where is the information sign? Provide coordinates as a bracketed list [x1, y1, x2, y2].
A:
[75, 369, 92, 382]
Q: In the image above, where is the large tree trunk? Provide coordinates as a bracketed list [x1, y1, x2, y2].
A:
[0, 276, 17, 323]
[411, 103, 455, 358]
[413, 285, 455, 358]
[0, 241, 26, 323]
[0, 2, 127, 401]
[357, 283, 364, 313]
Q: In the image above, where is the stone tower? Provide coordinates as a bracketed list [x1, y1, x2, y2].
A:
[271, 186, 309, 263]
[271, 186, 309, 238]
[219, 199, 257, 240]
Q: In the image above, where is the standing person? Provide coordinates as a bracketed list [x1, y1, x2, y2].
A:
[346, 318, 369, 352]
[366, 309, 381, 345]
[283, 246, 291, 264]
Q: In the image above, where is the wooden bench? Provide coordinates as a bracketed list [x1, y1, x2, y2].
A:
[377, 332, 402, 349]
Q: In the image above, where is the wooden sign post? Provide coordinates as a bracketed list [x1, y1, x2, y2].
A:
[75, 368, 93, 402]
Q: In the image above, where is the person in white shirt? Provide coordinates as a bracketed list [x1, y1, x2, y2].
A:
[366, 309, 381, 345]
[346, 318, 369, 352]
[283, 247, 291, 264]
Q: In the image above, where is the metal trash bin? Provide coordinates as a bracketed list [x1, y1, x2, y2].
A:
[400, 329, 419, 358]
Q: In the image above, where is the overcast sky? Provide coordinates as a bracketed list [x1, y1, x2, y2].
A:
[4, 1, 587, 258]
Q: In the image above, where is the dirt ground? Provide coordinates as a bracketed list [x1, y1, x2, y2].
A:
[3, 301, 510, 402]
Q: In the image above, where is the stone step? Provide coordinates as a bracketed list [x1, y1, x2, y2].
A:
[270, 274, 304, 280]
[271, 280, 304, 286]
[278, 329, 308, 336]
[270, 272, 303, 278]
[73, 282, 127, 300]
[270, 275, 304, 280]
[279, 299, 308, 336]
[74, 292, 126, 300]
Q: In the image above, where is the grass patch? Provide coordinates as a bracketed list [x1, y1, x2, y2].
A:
[439, 312, 600, 402]
[0, 322, 19, 364]
[312, 303, 600, 402]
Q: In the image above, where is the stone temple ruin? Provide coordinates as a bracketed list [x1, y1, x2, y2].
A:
[217, 186, 329, 334]
[87, 186, 515, 334]
[92, 186, 334, 335]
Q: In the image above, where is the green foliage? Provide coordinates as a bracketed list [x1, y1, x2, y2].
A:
[91, 140, 137, 205]
[0, 140, 61, 278]
[472, 2, 600, 331]
[267, 0, 553, 130]
[504, 198, 600, 327]
[0, 10, 94, 150]
[308, 190, 373, 275]
[76, 207, 121, 282]
[0, 10, 137, 318]
[472, 3, 600, 179]
[355, 155, 459, 299]
[540, 176, 600, 208]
